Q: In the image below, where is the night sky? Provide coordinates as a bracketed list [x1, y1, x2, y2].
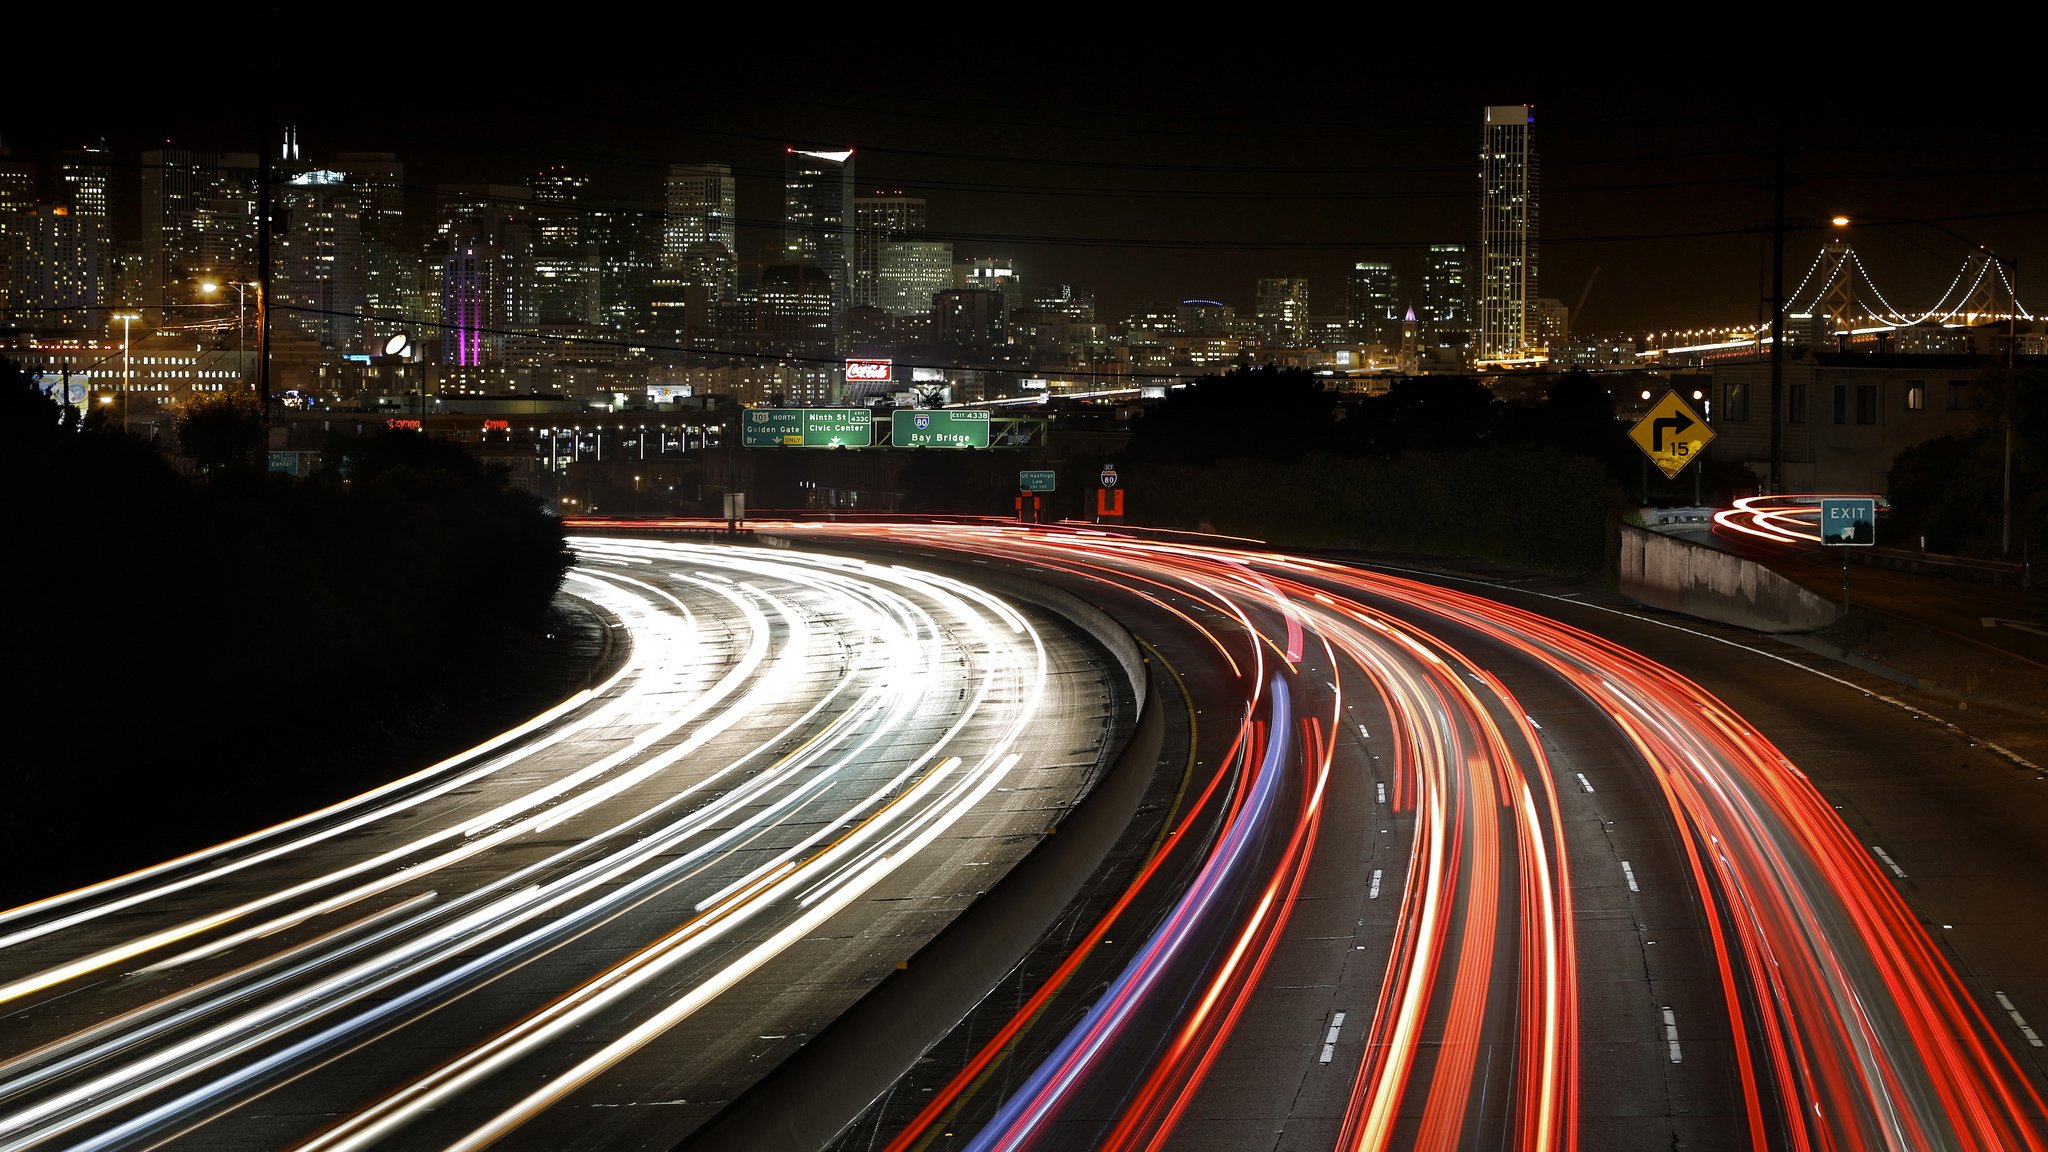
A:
[13, 41, 2043, 338]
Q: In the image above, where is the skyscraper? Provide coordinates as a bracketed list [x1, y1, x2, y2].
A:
[1346, 261, 1400, 345]
[783, 148, 854, 319]
[853, 191, 925, 310]
[530, 165, 598, 325]
[1420, 243, 1473, 348]
[663, 162, 737, 303]
[1254, 276, 1310, 347]
[1477, 105, 1537, 363]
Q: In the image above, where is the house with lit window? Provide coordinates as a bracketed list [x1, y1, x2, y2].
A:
[1704, 350, 1999, 494]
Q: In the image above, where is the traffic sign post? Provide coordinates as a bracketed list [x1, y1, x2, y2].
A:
[1628, 391, 1715, 480]
[1818, 496, 1877, 615]
[1097, 463, 1123, 522]
[1818, 498, 1877, 546]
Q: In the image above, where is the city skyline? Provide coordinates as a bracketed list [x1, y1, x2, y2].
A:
[9, 63, 2040, 336]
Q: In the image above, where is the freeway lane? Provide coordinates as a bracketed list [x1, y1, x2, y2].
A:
[731, 522, 2048, 1152]
[0, 540, 1127, 1151]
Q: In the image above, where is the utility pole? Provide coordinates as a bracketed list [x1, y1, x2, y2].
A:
[256, 112, 272, 454]
[1745, 102, 1805, 497]
[1769, 118, 1786, 496]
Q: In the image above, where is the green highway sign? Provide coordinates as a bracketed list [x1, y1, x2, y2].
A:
[1020, 470, 1056, 492]
[1818, 497, 1877, 546]
[892, 408, 991, 448]
[741, 407, 873, 448]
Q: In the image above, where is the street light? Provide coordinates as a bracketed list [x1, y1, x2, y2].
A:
[198, 278, 264, 393]
[112, 311, 141, 430]
[1832, 215, 2022, 556]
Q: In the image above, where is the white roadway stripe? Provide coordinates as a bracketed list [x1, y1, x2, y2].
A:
[1319, 1011, 1348, 1064]
[1526, 715, 1543, 730]
[1871, 846, 1908, 878]
[1376, 782, 1387, 805]
[1575, 772, 1594, 793]
[1621, 861, 1639, 892]
[1368, 870, 1382, 900]
[1662, 1007, 1683, 1062]
[1997, 992, 2046, 1047]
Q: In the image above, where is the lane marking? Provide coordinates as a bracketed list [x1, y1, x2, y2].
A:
[1357, 724, 1370, 739]
[1368, 869, 1383, 899]
[1376, 782, 1387, 805]
[1871, 845, 1907, 878]
[1319, 1010, 1348, 1063]
[1575, 772, 1595, 793]
[1662, 1007, 1683, 1062]
[1381, 562, 2044, 771]
[1526, 715, 1543, 730]
[1621, 861, 1640, 892]
[1997, 992, 2045, 1047]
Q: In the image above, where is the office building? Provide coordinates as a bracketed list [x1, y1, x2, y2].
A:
[1254, 276, 1310, 347]
[529, 165, 598, 326]
[1420, 243, 1473, 347]
[878, 239, 953, 317]
[783, 147, 854, 319]
[664, 162, 737, 305]
[1347, 261, 1401, 345]
[1477, 105, 1538, 363]
[273, 169, 369, 351]
[854, 191, 926, 310]
[956, 256, 1020, 318]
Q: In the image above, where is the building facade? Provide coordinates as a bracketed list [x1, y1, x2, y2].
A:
[783, 148, 854, 321]
[1346, 261, 1401, 345]
[1477, 105, 1538, 364]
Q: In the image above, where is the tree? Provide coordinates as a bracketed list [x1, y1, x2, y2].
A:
[174, 388, 264, 474]
[1122, 365, 1339, 464]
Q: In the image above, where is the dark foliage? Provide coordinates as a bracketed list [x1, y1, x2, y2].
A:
[4, 359, 573, 905]
[1121, 365, 1341, 464]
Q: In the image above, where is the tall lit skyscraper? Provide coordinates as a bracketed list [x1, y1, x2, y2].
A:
[1346, 261, 1400, 344]
[853, 191, 925, 310]
[1477, 104, 1537, 363]
[530, 165, 598, 325]
[783, 147, 854, 318]
[878, 240, 952, 317]
[1254, 276, 1310, 347]
[663, 162, 736, 303]
[57, 144, 114, 319]
[1420, 243, 1473, 347]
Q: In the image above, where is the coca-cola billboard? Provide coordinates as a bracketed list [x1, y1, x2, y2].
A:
[844, 358, 893, 383]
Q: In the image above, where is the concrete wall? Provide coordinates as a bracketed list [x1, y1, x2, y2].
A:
[1620, 523, 1842, 633]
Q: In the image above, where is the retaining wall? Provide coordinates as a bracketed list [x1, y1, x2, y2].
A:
[1619, 523, 1842, 633]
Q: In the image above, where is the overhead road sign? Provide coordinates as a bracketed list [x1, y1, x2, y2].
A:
[1628, 391, 1714, 479]
[1020, 470, 1056, 492]
[1818, 497, 1877, 546]
[893, 408, 990, 448]
[741, 407, 873, 448]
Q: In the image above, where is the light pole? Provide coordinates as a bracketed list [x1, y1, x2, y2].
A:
[113, 311, 141, 429]
[1832, 215, 2023, 556]
[199, 279, 261, 392]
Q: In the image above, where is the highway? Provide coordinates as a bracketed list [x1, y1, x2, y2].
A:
[0, 540, 1126, 1151]
[5, 521, 2044, 1151]
[731, 521, 2048, 1152]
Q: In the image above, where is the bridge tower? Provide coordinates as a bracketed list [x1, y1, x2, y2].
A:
[1954, 251, 2008, 323]
[1811, 239, 1862, 336]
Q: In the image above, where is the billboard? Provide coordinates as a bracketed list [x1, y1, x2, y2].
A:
[845, 358, 893, 384]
